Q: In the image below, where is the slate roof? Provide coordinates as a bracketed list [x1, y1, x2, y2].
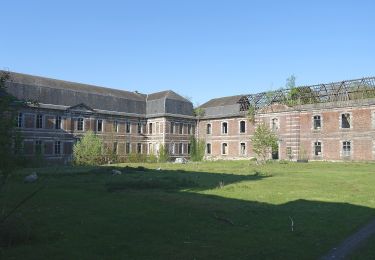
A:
[147, 90, 190, 102]
[199, 94, 247, 108]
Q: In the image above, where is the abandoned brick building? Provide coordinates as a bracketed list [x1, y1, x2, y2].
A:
[3, 70, 375, 162]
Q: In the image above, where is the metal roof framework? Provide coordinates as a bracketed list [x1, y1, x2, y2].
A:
[239, 77, 375, 111]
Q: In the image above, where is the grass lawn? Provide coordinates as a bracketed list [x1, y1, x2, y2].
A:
[1, 161, 375, 259]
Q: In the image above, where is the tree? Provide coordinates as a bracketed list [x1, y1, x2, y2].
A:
[0, 71, 23, 187]
[189, 135, 205, 162]
[157, 144, 170, 163]
[73, 131, 104, 166]
[251, 123, 278, 163]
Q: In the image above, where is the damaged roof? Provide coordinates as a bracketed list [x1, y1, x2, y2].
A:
[199, 94, 248, 108]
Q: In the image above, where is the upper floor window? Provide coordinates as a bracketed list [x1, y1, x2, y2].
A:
[17, 113, 23, 128]
[149, 123, 153, 134]
[179, 123, 183, 134]
[222, 122, 228, 134]
[97, 119, 103, 132]
[240, 121, 246, 133]
[36, 114, 43, 129]
[271, 118, 279, 131]
[342, 141, 351, 156]
[206, 143, 211, 154]
[314, 141, 322, 156]
[313, 115, 321, 130]
[137, 122, 143, 134]
[207, 123, 212, 134]
[113, 121, 118, 132]
[126, 121, 131, 133]
[77, 118, 84, 131]
[171, 122, 175, 134]
[54, 141, 61, 155]
[55, 116, 62, 129]
[341, 113, 351, 128]
[188, 124, 192, 135]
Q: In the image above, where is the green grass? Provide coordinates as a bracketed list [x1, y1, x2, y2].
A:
[1, 161, 375, 259]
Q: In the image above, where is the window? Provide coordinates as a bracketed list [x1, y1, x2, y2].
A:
[17, 113, 23, 128]
[149, 123, 153, 134]
[179, 143, 183, 154]
[240, 142, 246, 155]
[179, 123, 183, 134]
[126, 121, 131, 133]
[343, 141, 351, 156]
[240, 121, 246, 133]
[188, 144, 191, 154]
[222, 143, 228, 155]
[191, 125, 195, 135]
[314, 141, 321, 156]
[156, 122, 160, 134]
[341, 113, 351, 128]
[271, 118, 278, 131]
[137, 143, 142, 154]
[54, 141, 61, 155]
[171, 122, 175, 134]
[188, 124, 192, 135]
[97, 119, 103, 132]
[286, 147, 292, 158]
[207, 124, 212, 134]
[35, 140, 42, 155]
[125, 142, 131, 154]
[36, 114, 43, 129]
[206, 143, 211, 154]
[77, 118, 84, 131]
[313, 115, 321, 130]
[137, 122, 142, 134]
[222, 122, 228, 134]
[113, 142, 118, 154]
[55, 116, 62, 129]
[113, 121, 118, 132]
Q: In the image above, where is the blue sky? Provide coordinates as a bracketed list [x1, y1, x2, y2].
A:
[1, 0, 374, 105]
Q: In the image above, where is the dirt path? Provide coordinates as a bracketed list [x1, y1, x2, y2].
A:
[320, 218, 375, 259]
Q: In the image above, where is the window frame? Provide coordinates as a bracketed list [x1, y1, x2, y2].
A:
[36, 114, 43, 129]
[97, 119, 103, 132]
[77, 118, 84, 131]
[340, 112, 352, 129]
[239, 120, 246, 134]
[313, 115, 322, 130]
[221, 122, 228, 135]
[206, 123, 212, 134]
[221, 142, 228, 155]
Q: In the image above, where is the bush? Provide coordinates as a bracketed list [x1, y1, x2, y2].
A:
[73, 131, 103, 166]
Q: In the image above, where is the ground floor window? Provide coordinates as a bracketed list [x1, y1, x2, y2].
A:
[54, 141, 61, 155]
[222, 143, 228, 155]
[314, 141, 321, 156]
[240, 142, 246, 155]
[125, 143, 131, 154]
[342, 141, 351, 156]
[35, 140, 42, 155]
[206, 143, 211, 154]
[137, 143, 142, 154]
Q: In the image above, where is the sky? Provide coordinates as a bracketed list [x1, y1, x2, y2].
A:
[1, 0, 374, 105]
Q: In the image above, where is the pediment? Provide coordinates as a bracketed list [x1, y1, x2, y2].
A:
[67, 103, 94, 112]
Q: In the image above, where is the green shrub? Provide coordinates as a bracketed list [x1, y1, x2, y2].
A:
[73, 131, 103, 166]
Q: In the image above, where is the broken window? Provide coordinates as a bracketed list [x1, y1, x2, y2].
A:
[97, 119, 103, 132]
[137, 143, 142, 154]
[222, 143, 228, 155]
[342, 141, 351, 156]
[207, 123, 212, 134]
[137, 122, 142, 134]
[149, 123, 153, 134]
[113, 142, 118, 154]
[313, 115, 321, 130]
[125, 143, 131, 154]
[222, 122, 228, 134]
[271, 118, 278, 131]
[341, 113, 351, 128]
[240, 121, 246, 133]
[206, 143, 211, 154]
[240, 142, 246, 155]
[314, 141, 321, 156]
